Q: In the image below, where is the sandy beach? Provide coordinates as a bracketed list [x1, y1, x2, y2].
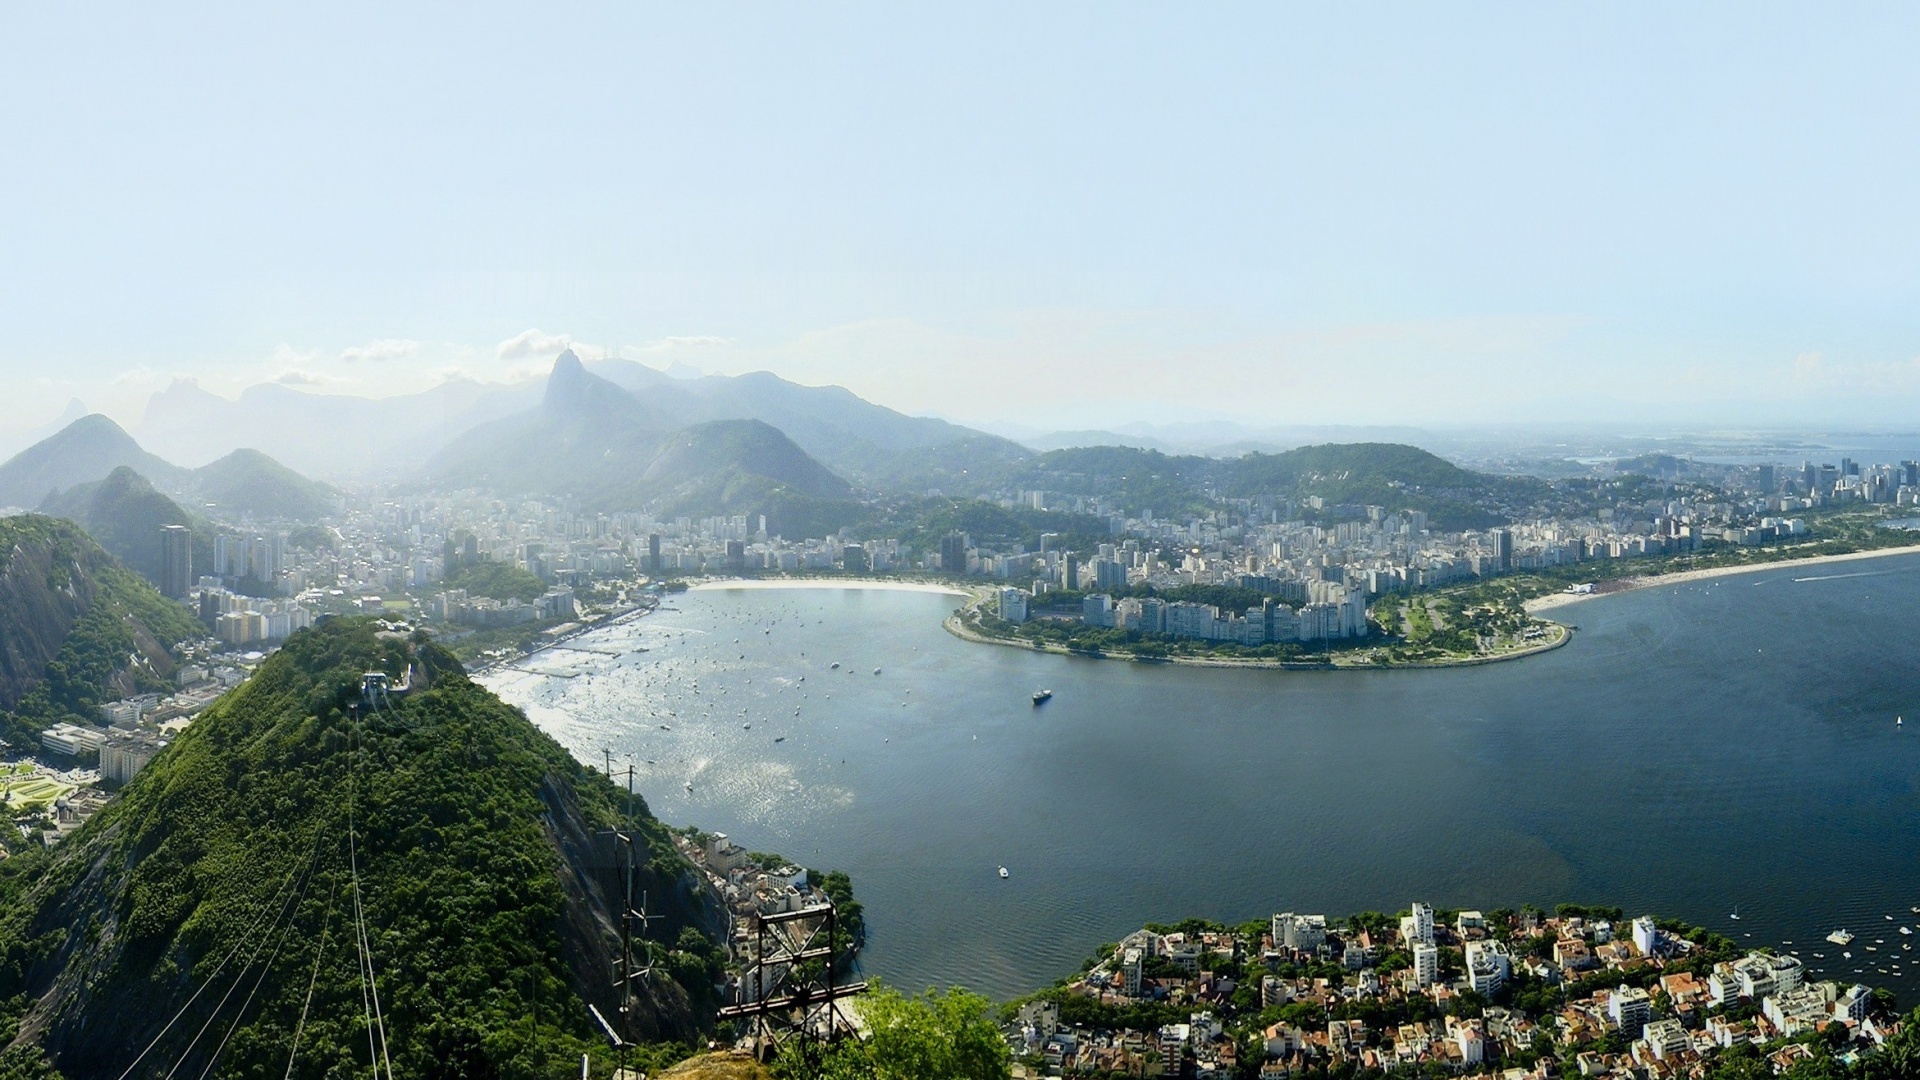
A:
[689, 577, 970, 597]
[1524, 543, 1920, 613]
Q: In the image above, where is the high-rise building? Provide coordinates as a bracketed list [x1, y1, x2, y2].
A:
[213, 533, 232, 577]
[1488, 529, 1512, 572]
[159, 525, 191, 599]
[1061, 553, 1079, 591]
[1412, 942, 1439, 986]
[939, 532, 970, 575]
[647, 534, 662, 574]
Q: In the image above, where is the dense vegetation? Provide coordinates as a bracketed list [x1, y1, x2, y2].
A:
[446, 559, 549, 602]
[983, 442, 1544, 530]
[0, 516, 204, 748]
[189, 448, 337, 520]
[771, 985, 1010, 1080]
[0, 617, 721, 1080]
[37, 467, 217, 589]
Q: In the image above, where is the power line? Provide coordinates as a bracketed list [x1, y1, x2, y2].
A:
[160, 833, 323, 1080]
[282, 884, 338, 1080]
[113, 841, 315, 1080]
[192, 851, 324, 1080]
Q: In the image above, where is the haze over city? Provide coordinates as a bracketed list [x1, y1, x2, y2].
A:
[8, 4, 1920, 442]
[11, 8, 1920, 1079]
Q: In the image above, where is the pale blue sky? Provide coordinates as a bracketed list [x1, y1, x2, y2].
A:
[5, 3, 1920, 434]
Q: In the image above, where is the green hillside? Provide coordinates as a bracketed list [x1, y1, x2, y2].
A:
[0, 618, 724, 1079]
[1003, 442, 1543, 530]
[37, 467, 216, 588]
[0, 515, 203, 749]
[188, 448, 338, 520]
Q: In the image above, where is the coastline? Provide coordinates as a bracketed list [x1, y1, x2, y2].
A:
[943, 608, 1573, 671]
[1523, 542, 1920, 613]
[689, 576, 968, 597]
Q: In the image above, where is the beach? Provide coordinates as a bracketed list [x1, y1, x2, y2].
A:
[689, 577, 970, 597]
[1524, 542, 1920, 613]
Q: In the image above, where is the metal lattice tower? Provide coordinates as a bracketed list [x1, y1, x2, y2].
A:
[716, 900, 867, 1059]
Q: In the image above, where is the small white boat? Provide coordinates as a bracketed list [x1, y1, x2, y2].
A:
[1730, 908, 1741, 921]
[1902, 927, 1913, 935]
[873, 668, 882, 675]
[1828, 929, 1855, 945]
[830, 662, 839, 669]
[1032, 690, 1053, 705]
[998, 866, 1010, 879]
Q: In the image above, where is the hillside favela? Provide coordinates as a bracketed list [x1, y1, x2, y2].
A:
[6, 8, 1920, 1080]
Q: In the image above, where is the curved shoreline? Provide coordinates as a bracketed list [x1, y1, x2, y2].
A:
[942, 607, 1573, 671]
[1523, 541, 1920, 613]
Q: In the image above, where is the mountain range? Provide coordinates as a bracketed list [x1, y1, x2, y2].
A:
[0, 415, 336, 523]
[133, 355, 1030, 488]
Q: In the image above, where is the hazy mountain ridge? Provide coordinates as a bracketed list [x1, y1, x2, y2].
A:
[427, 353, 860, 521]
[0, 618, 724, 1078]
[0, 415, 183, 511]
[134, 356, 1028, 488]
[0, 417, 335, 528]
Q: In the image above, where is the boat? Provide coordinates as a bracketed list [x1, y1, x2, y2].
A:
[1730, 908, 1741, 921]
[1828, 929, 1854, 945]
[873, 668, 882, 675]
[998, 866, 1010, 879]
[1032, 690, 1053, 705]
[684, 782, 693, 791]
[1903, 927, 1913, 935]
[774, 737, 785, 743]
[830, 662, 840, 669]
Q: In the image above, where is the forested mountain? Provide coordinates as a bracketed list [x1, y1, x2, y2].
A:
[427, 353, 860, 529]
[998, 442, 1547, 529]
[0, 618, 726, 1079]
[37, 468, 210, 587]
[0, 516, 203, 749]
[187, 448, 338, 520]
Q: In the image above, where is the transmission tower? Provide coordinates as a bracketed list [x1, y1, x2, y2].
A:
[715, 899, 866, 1059]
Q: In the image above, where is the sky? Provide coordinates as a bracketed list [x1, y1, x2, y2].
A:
[6, 3, 1920, 440]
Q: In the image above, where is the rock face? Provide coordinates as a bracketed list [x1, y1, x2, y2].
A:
[0, 520, 101, 711]
[0, 515, 197, 728]
[0, 617, 726, 1079]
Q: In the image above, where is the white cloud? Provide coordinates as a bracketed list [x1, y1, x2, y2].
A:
[340, 338, 421, 363]
[497, 329, 570, 361]
[630, 335, 733, 354]
[274, 368, 336, 386]
[261, 343, 325, 375]
[110, 366, 165, 387]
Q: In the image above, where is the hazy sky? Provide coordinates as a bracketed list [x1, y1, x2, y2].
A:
[6, 3, 1920, 437]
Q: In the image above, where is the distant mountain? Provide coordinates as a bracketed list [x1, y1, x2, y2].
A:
[428, 352, 857, 525]
[587, 361, 1030, 487]
[0, 617, 724, 1077]
[0, 515, 203, 747]
[2, 417, 336, 531]
[0, 414, 182, 510]
[1002, 442, 1545, 529]
[38, 467, 208, 587]
[137, 357, 1028, 488]
[137, 376, 542, 479]
[187, 447, 338, 519]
